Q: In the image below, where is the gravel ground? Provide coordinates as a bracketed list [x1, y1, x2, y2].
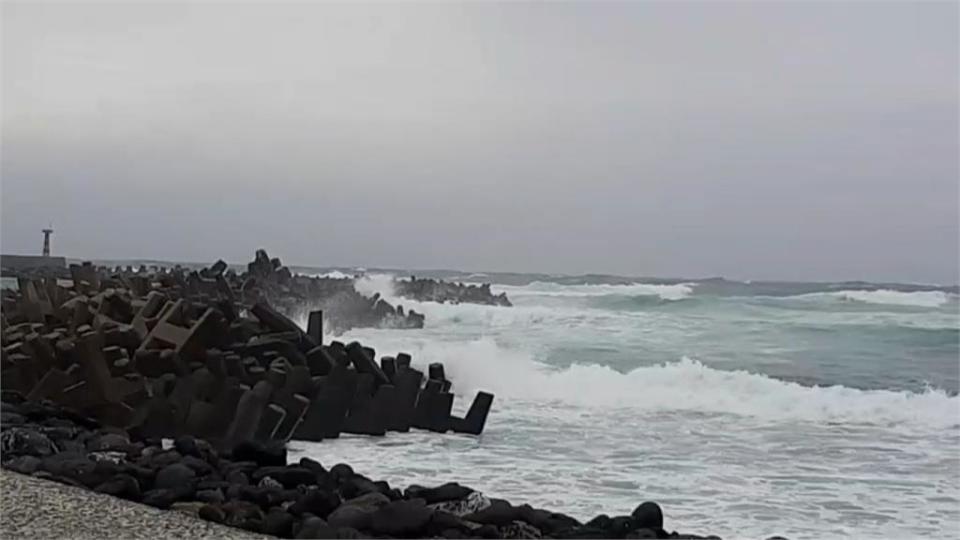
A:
[0, 470, 270, 540]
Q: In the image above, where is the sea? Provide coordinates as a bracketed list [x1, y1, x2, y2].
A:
[4, 268, 957, 538]
[285, 272, 960, 540]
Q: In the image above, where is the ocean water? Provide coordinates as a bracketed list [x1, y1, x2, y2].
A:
[290, 276, 960, 540]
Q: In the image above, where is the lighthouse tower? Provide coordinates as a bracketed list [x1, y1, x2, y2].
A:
[42, 228, 53, 257]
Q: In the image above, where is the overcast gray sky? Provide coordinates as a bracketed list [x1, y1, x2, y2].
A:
[2, 2, 957, 283]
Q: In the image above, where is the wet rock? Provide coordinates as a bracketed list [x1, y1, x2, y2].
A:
[252, 466, 317, 488]
[632, 502, 663, 529]
[94, 473, 141, 500]
[327, 492, 389, 529]
[429, 490, 492, 517]
[196, 488, 225, 504]
[199, 504, 226, 524]
[85, 433, 130, 453]
[154, 463, 196, 490]
[5, 455, 42, 474]
[141, 488, 177, 509]
[334, 527, 363, 539]
[259, 475, 283, 490]
[1, 427, 58, 457]
[171, 501, 207, 517]
[180, 455, 215, 476]
[464, 498, 521, 526]
[295, 516, 336, 539]
[261, 509, 295, 537]
[289, 488, 341, 518]
[500, 520, 543, 539]
[416, 482, 474, 504]
[226, 470, 251, 485]
[369, 498, 434, 536]
[231, 440, 287, 467]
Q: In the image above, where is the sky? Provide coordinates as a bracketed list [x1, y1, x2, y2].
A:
[2, 2, 957, 284]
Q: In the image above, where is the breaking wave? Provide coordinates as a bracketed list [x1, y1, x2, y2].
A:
[792, 289, 957, 308]
[353, 337, 958, 430]
[502, 281, 695, 301]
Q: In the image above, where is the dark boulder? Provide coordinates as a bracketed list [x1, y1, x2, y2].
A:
[197, 488, 226, 504]
[295, 516, 337, 539]
[85, 433, 130, 453]
[252, 466, 317, 489]
[289, 488, 342, 518]
[5, 455, 42, 474]
[141, 488, 177, 509]
[631, 502, 663, 529]
[624, 529, 659, 539]
[198, 504, 226, 524]
[463, 498, 521, 526]
[261, 509, 295, 537]
[226, 470, 251, 486]
[94, 473, 141, 501]
[180, 455, 215, 476]
[369, 498, 434, 536]
[231, 440, 287, 467]
[154, 463, 197, 490]
[417, 482, 473, 504]
[1, 428, 58, 457]
[328, 463, 353, 481]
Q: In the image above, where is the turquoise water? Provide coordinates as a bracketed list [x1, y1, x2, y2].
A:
[292, 276, 960, 539]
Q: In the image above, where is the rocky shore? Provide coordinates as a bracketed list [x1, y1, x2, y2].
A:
[1, 250, 494, 450]
[1, 395, 724, 539]
[395, 277, 511, 307]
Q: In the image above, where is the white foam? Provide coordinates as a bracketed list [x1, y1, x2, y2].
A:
[310, 270, 352, 279]
[341, 336, 959, 430]
[500, 281, 694, 301]
[796, 289, 956, 308]
[353, 273, 398, 299]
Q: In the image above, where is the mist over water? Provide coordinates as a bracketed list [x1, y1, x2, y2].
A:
[290, 275, 960, 539]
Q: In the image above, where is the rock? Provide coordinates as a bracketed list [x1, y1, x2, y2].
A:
[625, 529, 659, 539]
[417, 482, 473, 504]
[5, 455, 42, 474]
[369, 498, 434, 536]
[500, 520, 543, 539]
[226, 470, 251, 485]
[463, 498, 521, 526]
[259, 475, 283, 490]
[88, 451, 127, 464]
[141, 488, 177, 509]
[86, 433, 130, 452]
[180, 455, 214, 476]
[94, 473, 141, 500]
[289, 488, 341, 518]
[334, 527, 363, 539]
[295, 516, 336, 539]
[231, 440, 287, 467]
[476, 524, 501, 538]
[198, 504, 226, 524]
[171, 501, 207, 517]
[299, 456, 327, 475]
[261, 509, 295, 537]
[326, 505, 374, 530]
[252, 466, 317, 488]
[40, 453, 104, 487]
[196, 488, 225, 504]
[631, 502, 663, 529]
[1, 428, 58, 457]
[173, 436, 201, 457]
[607, 516, 635, 537]
[427, 510, 479, 536]
[429, 490, 492, 517]
[154, 463, 196, 490]
[223, 500, 265, 526]
[328, 463, 353, 481]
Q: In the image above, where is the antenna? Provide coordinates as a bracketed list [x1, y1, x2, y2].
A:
[41, 226, 54, 257]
